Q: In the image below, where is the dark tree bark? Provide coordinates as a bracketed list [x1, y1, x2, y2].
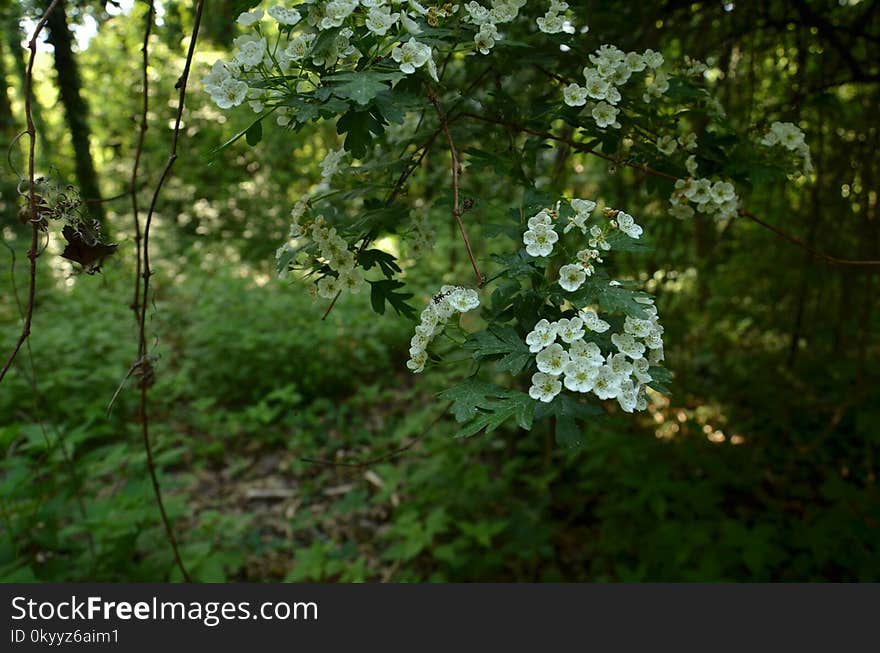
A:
[0, 31, 18, 228]
[44, 0, 105, 226]
[5, 9, 52, 157]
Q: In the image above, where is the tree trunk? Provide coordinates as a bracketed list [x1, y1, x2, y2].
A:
[5, 9, 53, 158]
[0, 31, 18, 229]
[44, 0, 105, 227]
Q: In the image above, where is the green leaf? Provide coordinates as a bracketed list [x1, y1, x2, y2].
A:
[457, 393, 535, 437]
[438, 379, 534, 437]
[358, 249, 401, 279]
[535, 395, 601, 448]
[606, 231, 653, 252]
[464, 325, 532, 374]
[647, 366, 673, 394]
[206, 110, 275, 160]
[245, 120, 262, 146]
[368, 279, 415, 318]
[439, 379, 509, 423]
[337, 109, 386, 158]
[597, 284, 652, 318]
[325, 71, 404, 106]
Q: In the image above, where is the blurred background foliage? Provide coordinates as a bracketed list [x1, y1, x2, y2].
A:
[1, 0, 878, 581]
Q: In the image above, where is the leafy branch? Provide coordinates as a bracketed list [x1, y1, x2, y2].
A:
[429, 90, 485, 287]
[458, 112, 880, 268]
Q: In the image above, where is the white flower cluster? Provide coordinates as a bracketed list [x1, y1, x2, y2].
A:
[536, 0, 575, 34]
[760, 121, 813, 176]
[407, 286, 481, 373]
[522, 207, 559, 257]
[656, 133, 697, 156]
[276, 147, 350, 271]
[203, 2, 444, 122]
[563, 45, 665, 130]
[275, 146, 368, 296]
[310, 218, 367, 298]
[521, 199, 642, 292]
[463, 0, 528, 56]
[525, 298, 665, 412]
[669, 177, 739, 221]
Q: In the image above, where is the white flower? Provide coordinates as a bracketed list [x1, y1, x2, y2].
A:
[407, 0, 430, 16]
[523, 224, 558, 257]
[563, 83, 588, 107]
[588, 224, 610, 251]
[283, 33, 316, 63]
[570, 198, 596, 216]
[624, 316, 653, 338]
[536, 342, 570, 376]
[529, 372, 562, 403]
[464, 1, 492, 24]
[407, 349, 427, 373]
[210, 78, 249, 109]
[556, 317, 585, 343]
[563, 360, 599, 393]
[474, 23, 499, 54]
[365, 6, 400, 35]
[591, 101, 619, 129]
[644, 331, 663, 350]
[339, 268, 365, 293]
[579, 69, 608, 100]
[608, 352, 634, 377]
[616, 211, 643, 239]
[592, 365, 621, 400]
[643, 48, 664, 68]
[669, 202, 694, 220]
[400, 13, 422, 34]
[580, 308, 610, 333]
[679, 133, 697, 151]
[558, 263, 587, 292]
[611, 332, 646, 359]
[320, 148, 346, 180]
[321, 0, 359, 29]
[392, 37, 432, 74]
[268, 6, 301, 25]
[234, 35, 268, 69]
[610, 63, 632, 86]
[617, 385, 638, 413]
[537, 12, 564, 33]
[236, 9, 264, 26]
[710, 180, 736, 204]
[763, 121, 806, 151]
[685, 178, 712, 204]
[576, 248, 600, 266]
[448, 287, 480, 312]
[624, 51, 646, 72]
[317, 275, 342, 299]
[527, 210, 553, 229]
[633, 357, 653, 384]
[525, 319, 558, 353]
[656, 135, 677, 155]
[569, 340, 604, 367]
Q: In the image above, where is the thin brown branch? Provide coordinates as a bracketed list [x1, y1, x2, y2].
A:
[135, 0, 205, 583]
[130, 0, 154, 317]
[0, 0, 62, 385]
[321, 127, 442, 321]
[737, 209, 880, 267]
[429, 92, 484, 287]
[460, 112, 880, 267]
